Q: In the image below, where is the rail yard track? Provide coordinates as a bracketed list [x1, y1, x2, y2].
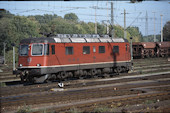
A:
[0, 57, 170, 83]
[0, 57, 170, 112]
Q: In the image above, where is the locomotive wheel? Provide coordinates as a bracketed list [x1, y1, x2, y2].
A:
[114, 67, 121, 74]
[97, 69, 102, 75]
[83, 70, 88, 76]
[121, 66, 126, 73]
[68, 72, 73, 78]
[20, 75, 24, 83]
[102, 73, 110, 78]
[57, 72, 66, 80]
[91, 69, 97, 76]
[117, 67, 122, 73]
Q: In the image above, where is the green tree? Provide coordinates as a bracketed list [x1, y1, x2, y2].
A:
[0, 17, 11, 55]
[113, 25, 124, 38]
[49, 18, 80, 34]
[30, 14, 58, 24]
[97, 23, 107, 35]
[76, 22, 88, 34]
[9, 16, 40, 45]
[127, 26, 143, 42]
[0, 9, 14, 19]
[28, 14, 58, 36]
[64, 13, 79, 22]
[87, 22, 95, 34]
[0, 16, 40, 55]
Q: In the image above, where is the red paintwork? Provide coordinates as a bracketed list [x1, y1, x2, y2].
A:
[18, 42, 131, 67]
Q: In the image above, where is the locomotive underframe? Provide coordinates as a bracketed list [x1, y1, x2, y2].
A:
[17, 61, 132, 83]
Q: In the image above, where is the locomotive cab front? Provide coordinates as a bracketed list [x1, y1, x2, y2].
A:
[16, 39, 50, 83]
[18, 43, 49, 67]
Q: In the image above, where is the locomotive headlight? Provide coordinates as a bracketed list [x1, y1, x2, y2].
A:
[37, 64, 41, 67]
[19, 64, 22, 67]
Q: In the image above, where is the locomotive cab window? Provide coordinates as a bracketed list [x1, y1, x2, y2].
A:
[44, 44, 49, 55]
[20, 45, 28, 56]
[51, 45, 55, 55]
[66, 47, 73, 55]
[113, 46, 119, 53]
[32, 44, 43, 56]
[83, 46, 90, 54]
[99, 46, 105, 53]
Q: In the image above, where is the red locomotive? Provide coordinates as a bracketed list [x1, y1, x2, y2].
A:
[16, 34, 132, 83]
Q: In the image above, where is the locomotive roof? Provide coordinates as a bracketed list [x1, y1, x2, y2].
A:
[20, 34, 128, 43]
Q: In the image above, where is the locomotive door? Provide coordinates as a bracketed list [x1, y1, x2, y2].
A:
[93, 46, 96, 63]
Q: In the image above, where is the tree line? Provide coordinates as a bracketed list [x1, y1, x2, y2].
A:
[0, 10, 169, 59]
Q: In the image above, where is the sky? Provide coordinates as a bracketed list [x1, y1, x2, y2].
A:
[0, 1, 170, 36]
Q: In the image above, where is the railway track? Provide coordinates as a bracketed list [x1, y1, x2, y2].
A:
[0, 58, 170, 112]
[0, 57, 170, 83]
[1, 71, 170, 96]
[1, 72, 170, 112]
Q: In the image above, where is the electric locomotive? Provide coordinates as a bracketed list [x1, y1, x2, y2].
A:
[15, 34, 132, 83]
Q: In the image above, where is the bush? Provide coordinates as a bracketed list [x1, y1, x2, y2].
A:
[94, 106, 110, 113]
[16, 104, 32, 113]
[5, 48, 18, 65]
[0, 82, 6, 87]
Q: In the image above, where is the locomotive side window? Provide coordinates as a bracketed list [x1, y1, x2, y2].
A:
[93, 46, 96, 53]
[99, 46, 105, 53]
[20, 45, 28, 56]
[113, 46, 119, 53]
[32, 44, 43, 56]
[83, 46, 90, 54]
[66, 47, 73, 55]
[51, 45, 55, 55]
[44, 44, 49, 55]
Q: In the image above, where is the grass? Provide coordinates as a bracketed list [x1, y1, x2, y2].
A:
[0, 82, 6, 87]
[144, 99, 157, 105]
[16, 104, 32, 113]
[69, 107, 82, 113]
[94, 106, 111, 113]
